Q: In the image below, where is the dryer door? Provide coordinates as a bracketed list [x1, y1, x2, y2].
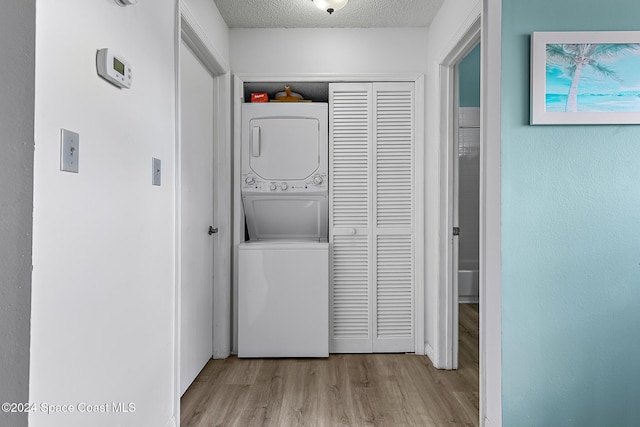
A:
[248, 117, 320, 181]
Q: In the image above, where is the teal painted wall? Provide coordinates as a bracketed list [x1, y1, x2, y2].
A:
[459, 43, 480, 107]
[501, 0, 640, 425]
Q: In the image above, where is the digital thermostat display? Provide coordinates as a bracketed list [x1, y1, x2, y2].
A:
[96, 48, 132, 89]
[113, 57, 125, 75]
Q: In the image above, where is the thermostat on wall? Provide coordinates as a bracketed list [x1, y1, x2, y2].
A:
[96, 48, 132, 89]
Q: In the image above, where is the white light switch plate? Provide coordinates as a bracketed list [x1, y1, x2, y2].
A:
[152, 157, 161, 186]
[60, 129, 79, 173]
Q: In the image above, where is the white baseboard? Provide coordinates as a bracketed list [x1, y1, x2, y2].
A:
[483, 417, 492, 427]
[424, 342, 437, 365]
[166, 416, 177, 427]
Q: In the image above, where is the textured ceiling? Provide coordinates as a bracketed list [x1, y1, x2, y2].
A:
[213, 0, 445, 28]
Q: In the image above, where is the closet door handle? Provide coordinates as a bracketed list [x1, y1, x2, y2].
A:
[208, 226, 218, 235]
[251, 126, 260, 157]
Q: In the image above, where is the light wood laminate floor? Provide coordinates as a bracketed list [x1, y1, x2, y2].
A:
[181, 304, 479, 427]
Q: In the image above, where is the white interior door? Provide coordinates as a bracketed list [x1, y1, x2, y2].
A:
[330, 83, 373, 353]
[329, 82, 415, 354]
[372, 82, 415, 353]
[179, 39, 215, 396]
[451, 81, 461, 370]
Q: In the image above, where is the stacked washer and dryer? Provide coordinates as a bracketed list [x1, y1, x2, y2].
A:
[238, 102, 329, 358]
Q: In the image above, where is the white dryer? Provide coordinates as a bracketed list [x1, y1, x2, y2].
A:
[238, 102, 329, 358]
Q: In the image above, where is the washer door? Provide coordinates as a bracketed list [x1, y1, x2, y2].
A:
[242, 194, 328, 241]
[248, 117, 320, 181]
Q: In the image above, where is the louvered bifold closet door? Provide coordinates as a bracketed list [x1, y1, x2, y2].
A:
[372, 82, 414, 352]
[329, 83, 373, 353]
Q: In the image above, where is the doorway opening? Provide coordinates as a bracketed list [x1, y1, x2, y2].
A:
[438, 18, 480, 372]
[454, 42, 481, 371]
[436, 6, 503, 423]
[437, 18, 481, 423]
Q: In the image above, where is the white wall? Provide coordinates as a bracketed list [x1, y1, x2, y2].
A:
[0, 2, 35, 427]
[183, 0, 230, 63]
[424, 0, 481, 363]
[30, 1, 177, 426]
[230, 28, 428, 74]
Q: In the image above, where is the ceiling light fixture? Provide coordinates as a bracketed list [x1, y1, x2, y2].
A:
[313, 0, 348, 15]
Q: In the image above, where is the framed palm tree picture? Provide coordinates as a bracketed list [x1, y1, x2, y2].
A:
[531, 31, 640, 124]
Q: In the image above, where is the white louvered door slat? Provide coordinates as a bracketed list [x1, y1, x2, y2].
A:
[331, 87, 370, 229]
[374, 235, 413, 351]
[373, 82, 414, 352]
[330, 82, 414, 354]
[331, 235, 370, 352]
[330, 83, 372, 353]
[375, 86, 413, 229]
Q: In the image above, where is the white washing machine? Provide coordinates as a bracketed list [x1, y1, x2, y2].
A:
[238, 102, 329, 358]
[238, 241, 329, 358]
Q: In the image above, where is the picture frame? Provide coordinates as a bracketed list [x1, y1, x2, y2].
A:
[530, 31, 640, 125]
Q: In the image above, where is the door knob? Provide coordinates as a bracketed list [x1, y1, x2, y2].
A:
[208, 226, 218, 235]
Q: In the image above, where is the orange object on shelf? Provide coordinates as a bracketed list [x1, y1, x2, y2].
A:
[273, 86, 305, 102]
[251, 92, 269, 102]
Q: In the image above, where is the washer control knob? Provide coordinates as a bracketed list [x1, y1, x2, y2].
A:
[313, 175, 324, 185]
[281, 183, 288, 190]
[270, 183, 277, 191]
[244, 176, 255, 185]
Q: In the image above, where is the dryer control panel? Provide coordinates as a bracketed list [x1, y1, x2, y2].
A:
[242, 172, 328, 193]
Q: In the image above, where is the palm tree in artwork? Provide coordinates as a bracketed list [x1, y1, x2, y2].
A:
[546, 43, 639, 112]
